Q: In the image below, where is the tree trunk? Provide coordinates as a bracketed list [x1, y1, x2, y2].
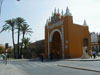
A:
[12, 29, 16, 58]
[17, 25, 20, 58]
[24, 44, 27, 58]
[21, 32, 25, 58]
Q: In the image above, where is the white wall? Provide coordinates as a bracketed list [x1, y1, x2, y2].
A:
[90, 32, 98, 43]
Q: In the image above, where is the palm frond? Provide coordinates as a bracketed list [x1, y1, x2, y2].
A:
[0, 18, 16, 33]
[20, 23, 33, 36]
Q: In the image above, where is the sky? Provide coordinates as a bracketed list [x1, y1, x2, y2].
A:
[0, 0, 100, 46]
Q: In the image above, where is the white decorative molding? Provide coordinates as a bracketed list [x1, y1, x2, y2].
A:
[49, 29, 62, 42]
[61, 25, 65, 59]
[48, 21, 64, 29]
[49, 28, 65, 59]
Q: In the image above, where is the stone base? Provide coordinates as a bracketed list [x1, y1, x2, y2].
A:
[81, 47, 90, 59]
[81, 54, 90, 59]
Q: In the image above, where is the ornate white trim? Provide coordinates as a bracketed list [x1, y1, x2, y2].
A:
[48, 21, 64, 29]
[61, 25, 65, 59]
[49, 28, 65, 59]
[49, 29, 62, 42]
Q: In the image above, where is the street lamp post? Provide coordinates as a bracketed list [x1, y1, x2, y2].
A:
[0, 0, 3, 17]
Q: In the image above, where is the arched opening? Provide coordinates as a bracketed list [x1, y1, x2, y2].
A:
[51, 31, 62, 59]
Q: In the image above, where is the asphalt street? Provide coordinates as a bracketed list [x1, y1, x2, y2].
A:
[0, 59, 100, 75]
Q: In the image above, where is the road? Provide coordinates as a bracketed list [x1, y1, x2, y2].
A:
[0, 59, 100, 75]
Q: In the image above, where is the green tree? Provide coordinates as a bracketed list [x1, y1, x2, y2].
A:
[23, 37, 30, 49]
[0, 19, 16, 57]
[22, 37, 31, 58]
[0, 45, 5, 53]
[16, 17, 25, 58]
[20, 23, 33, 52]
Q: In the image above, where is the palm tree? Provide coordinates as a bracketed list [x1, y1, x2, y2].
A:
[23, 37, 30, 49]
[21, 23, 33, 46]
[0, 19, 16, 58]
[20, 23, 33, 57]
[16, 17, 25, 58]
[22, 37, 30, 58]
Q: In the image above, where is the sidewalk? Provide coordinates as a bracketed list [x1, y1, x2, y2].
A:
[57, 57, 100, 73]
[0, 63, 27, 75]
[66, 56, 100, 61]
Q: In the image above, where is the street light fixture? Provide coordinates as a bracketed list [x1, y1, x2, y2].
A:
[0, 0, 3, 17]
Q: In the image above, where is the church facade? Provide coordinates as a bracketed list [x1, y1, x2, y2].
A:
[45, 7, 91, 59]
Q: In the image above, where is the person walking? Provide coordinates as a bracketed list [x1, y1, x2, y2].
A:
[40, 53, 44, 62]
[5, 48, 8, 64]
[93, 51, 96, 59]
[5, 53, 7, 64]
[1, 53, 6, 64]
[1, 53, 5, 63]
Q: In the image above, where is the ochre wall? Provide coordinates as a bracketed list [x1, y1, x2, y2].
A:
[45, 26, 48, 58]
[64, 16, 91, 58]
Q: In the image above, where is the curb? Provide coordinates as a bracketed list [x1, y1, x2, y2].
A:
[57, 65, 100, 73]
[66, 59, 100, 61]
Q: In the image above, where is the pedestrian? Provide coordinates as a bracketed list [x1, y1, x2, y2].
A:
[93, 51, 96, 59]
[5, 54, 7, 64]
[1, 53, 6, 64]
[40, 53, 44, 62]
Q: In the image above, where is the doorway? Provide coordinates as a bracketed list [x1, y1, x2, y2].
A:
[51, 31, 62, 59]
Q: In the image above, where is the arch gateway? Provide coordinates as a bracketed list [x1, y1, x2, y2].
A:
[45, 7, 91, 59]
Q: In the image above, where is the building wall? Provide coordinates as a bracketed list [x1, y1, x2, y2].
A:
[45, 26, 49, 58]
[64, 16, 91, 58]
[90, 32, 99, 52]
[45, 10, 91, 59]
[91, 32, 98, 43]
